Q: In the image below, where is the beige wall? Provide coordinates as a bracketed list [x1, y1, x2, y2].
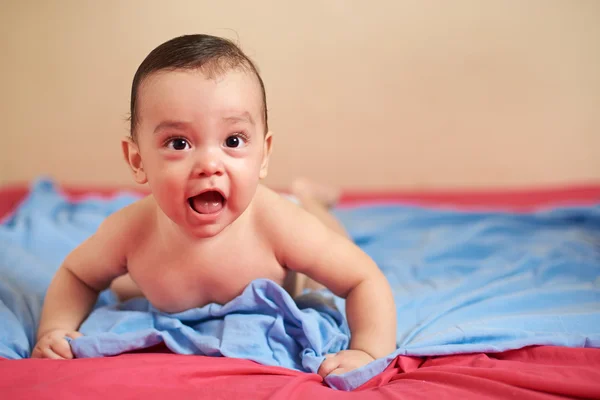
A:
[1, 0, 599, 190]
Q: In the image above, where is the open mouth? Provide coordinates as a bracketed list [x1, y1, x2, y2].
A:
[188, 190, 226, 215]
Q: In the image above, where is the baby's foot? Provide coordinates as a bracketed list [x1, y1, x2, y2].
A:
[291, 178, 341, 209]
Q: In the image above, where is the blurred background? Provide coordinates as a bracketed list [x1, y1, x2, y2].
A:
[1, 0, 599, 190]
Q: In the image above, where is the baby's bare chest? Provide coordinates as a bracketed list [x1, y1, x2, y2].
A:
[126, 234, 287, 313]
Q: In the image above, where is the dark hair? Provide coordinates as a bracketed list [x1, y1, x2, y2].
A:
[129, 34, 268, 140]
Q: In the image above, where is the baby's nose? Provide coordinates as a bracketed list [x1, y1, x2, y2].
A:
[194, 149, 224, 177]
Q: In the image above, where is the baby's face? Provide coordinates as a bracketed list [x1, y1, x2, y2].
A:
[132, 68, 271, 237]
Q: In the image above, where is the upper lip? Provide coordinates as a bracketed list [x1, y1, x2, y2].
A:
[188, 187, 227, 200]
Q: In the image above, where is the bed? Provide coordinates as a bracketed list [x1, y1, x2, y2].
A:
[1, 178, 600, 399]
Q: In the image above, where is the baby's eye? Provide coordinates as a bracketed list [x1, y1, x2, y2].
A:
[166, 138, 191, 151]
[224, 134, 247, 149]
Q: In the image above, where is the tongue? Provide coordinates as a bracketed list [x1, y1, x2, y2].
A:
[191, 191, 224, 214]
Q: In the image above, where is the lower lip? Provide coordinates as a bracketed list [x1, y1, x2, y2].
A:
[187, 201, 224, 223]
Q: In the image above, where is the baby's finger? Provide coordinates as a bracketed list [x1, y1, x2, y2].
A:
[317, 356, 340, 377]
[49, 340, 74, 359]
[42, 346, 65, 360]
[30, 345, 45, 358]
[65, 331, 83, 340]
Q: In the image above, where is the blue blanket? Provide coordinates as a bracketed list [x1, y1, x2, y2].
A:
[1, 179, 599, 391]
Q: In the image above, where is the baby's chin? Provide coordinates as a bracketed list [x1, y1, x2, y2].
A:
[184, 202, 252, 238]
[184, 222, 232, 239]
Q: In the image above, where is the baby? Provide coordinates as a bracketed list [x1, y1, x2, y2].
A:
[32, 34, 397, 377]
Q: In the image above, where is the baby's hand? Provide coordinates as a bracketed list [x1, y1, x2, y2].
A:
[31, 329, 82, 359]
[317, 349, 375, 377]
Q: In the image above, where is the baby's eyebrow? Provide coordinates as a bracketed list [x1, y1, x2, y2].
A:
[154, 120, 190, 133]
[222, 112, 254, 126]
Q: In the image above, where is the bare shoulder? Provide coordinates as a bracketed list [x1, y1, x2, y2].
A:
[97, 195, 153, 239]
[251, 185, 304, 234]
[251, 184, 333, 258]
[82, 194, 157, 265]
[62, 195, 157, 290]
[252, 185, 379, 298]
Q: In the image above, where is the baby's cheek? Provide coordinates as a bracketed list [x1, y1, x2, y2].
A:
[230, 176, 259, 211]
[150, 167, 188, 207]
[156, 163, 188, 187]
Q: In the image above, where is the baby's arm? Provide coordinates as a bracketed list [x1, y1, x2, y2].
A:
[268, 196, 397, 374]
[32, 210, 132, 359]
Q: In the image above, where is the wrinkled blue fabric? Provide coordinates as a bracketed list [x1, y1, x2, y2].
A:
[1, 178, 599, 391]
[72, 280, 348, 375]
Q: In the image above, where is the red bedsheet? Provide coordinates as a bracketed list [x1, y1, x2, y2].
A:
[2, 181, 600, 218]
[1, 345, 599, 399]
[1, 182, 600, 399]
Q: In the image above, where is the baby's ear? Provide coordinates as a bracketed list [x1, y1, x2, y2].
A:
[121, 137, 147, 184]
[259, 131, 274, 179]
